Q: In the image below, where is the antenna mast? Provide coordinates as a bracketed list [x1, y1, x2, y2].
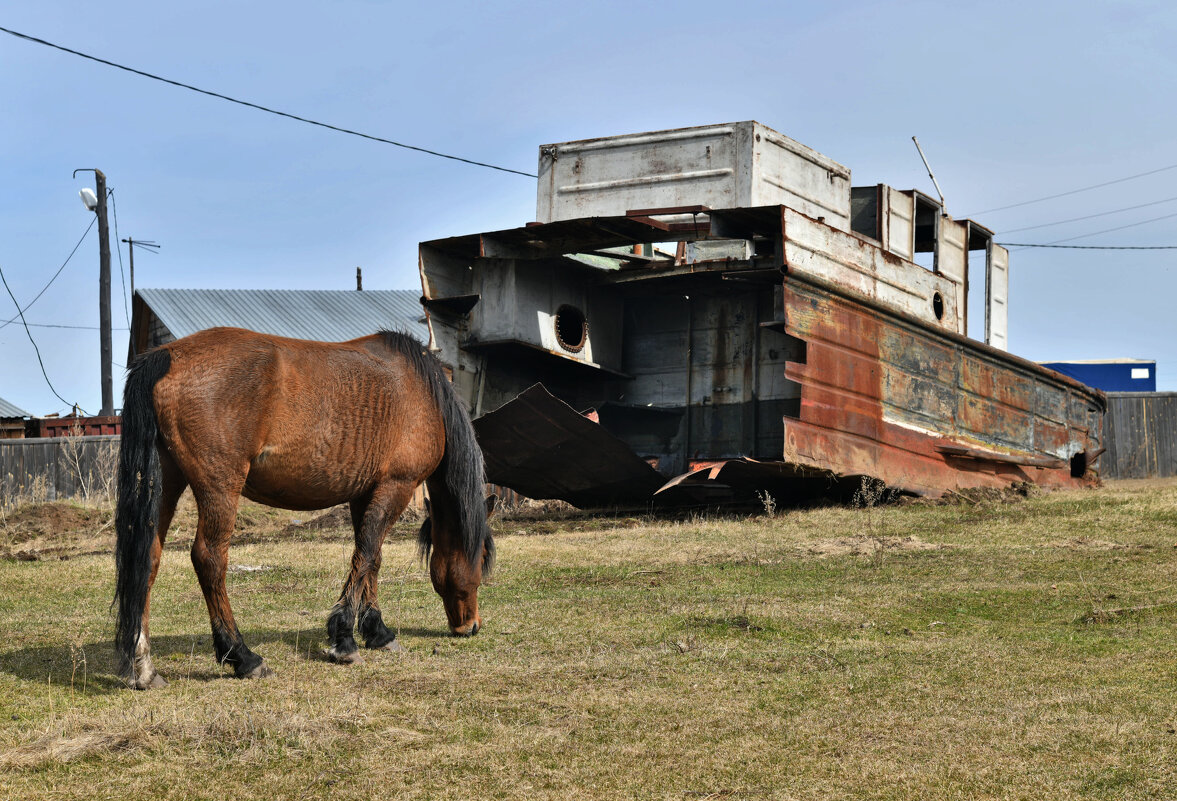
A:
[912, 136, 948, 213]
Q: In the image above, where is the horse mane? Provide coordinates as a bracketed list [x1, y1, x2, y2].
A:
[377, 330, 494, 573]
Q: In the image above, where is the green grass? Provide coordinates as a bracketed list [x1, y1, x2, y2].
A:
[1, 481, 1176, 799]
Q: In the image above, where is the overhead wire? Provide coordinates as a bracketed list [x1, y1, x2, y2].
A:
[13, 322, 131, 330]
[0, 216, 96, 331]
[968, 162, 1177, 216]
[108, 188, 131, 329]
[0, 25, 537, 178]
[0, 262, 82, 412]
[1000, 205, 1177, 248]
[1027, 209, 1177, 247]
[999, 194, 1177, 235]
[998, 243, 1177, 250]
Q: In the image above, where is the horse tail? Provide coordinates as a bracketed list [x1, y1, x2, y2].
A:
[113, 347, 171, 677]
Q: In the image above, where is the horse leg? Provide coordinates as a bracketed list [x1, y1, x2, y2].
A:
[327, 482, 415, 662]
[128, 456, 187, 689]
[190, 488, 271, 679]
[358, 567, 404, 652]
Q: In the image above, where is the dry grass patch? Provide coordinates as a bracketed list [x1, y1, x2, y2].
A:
[1, 480, 1176, 799]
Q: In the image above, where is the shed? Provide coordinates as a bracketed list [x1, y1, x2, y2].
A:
[0, 396, 30, 439]
[1041, 359, 1157, 392]
[130, 288, 428, 355]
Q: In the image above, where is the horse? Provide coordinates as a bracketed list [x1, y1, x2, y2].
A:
[114, 327, 495, 689]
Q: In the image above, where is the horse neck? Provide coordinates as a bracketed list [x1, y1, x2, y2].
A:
[425, 474, 465, 552]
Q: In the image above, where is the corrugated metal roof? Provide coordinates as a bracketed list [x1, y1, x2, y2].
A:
[138, 288, 427, 343]
[0, 396, 30, 418]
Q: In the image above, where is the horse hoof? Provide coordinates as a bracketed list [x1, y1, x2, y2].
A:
[377, 639, 406, 654]
[129, 672, 167, 690]
[326, 647, 364, 665]
[240, 662, 274, 680]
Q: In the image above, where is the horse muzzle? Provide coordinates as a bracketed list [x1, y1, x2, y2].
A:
[451, 620, 480, 637]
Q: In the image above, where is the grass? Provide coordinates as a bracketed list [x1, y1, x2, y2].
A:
[1, 480, 1176, 799]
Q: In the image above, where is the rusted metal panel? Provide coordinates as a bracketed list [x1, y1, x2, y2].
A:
[652, 457, 865, 506]
[472, 384, 666, 507]
[537, 122, 852, 229]
[937, 218, 968, 335]
[781, 208, 959, 331]
[780, 275, 1102, 495]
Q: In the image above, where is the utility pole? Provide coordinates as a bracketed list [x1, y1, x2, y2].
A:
[125, 236, 136, 298]
[74, 168, 114, 416]
[120, 237, 160, 305]
[120, 237, 160, 359]
[96, 171, 113, 416]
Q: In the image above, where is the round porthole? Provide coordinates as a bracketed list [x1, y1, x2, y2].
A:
[932, 291, 944, 321]
[554, 305, 587, 353]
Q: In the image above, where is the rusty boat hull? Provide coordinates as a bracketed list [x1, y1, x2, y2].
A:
[779, 275, 1102, 497]
[419, 122, 1105, 507]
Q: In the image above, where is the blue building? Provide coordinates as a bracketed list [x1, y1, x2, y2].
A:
[1040, 359, 1157, 392]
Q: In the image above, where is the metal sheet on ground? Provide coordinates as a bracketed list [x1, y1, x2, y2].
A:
[472, 384, 666, 507]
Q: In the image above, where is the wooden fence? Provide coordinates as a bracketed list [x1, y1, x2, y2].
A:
[0, 435, 120, 505]
[1, 434, 530, 512]
[1102, 392, 1177, 479]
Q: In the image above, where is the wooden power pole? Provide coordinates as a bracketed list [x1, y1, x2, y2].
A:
[94, 170, 114, 416]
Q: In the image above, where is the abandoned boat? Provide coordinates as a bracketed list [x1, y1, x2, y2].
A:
[419, 121, 1105, 506]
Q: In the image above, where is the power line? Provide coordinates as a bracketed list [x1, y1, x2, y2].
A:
[0, 262, 81, 411]
[5, 322, 131, 330]
[998, 243, 1177, 250]
[998, 209, 1177, 249]
[999, 194, 1177, 234]
[0, 25, 537, 179]
[968, 162, 1177, 216]
[108, 188, 131, 329]
[1039, 209, 1177, 245]
[0, 216, 96, 331]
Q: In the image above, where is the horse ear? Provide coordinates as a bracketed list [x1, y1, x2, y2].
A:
[485, 493, 499, 518]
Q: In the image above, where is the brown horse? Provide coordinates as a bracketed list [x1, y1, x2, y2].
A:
[114, 327, 494, 689]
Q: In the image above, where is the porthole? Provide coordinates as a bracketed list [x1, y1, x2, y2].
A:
[554, 305, 587, 353]
[932, 291, 944, 321]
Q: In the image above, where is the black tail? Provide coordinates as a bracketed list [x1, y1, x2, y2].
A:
[114, 348, 171, 678]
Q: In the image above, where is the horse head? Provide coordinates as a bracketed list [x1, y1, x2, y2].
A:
[419, 494, 497, 636]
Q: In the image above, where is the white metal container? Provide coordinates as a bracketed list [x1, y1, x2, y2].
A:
[536, 121, 852, 228]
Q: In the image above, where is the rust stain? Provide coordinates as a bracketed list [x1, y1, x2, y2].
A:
[780, 276, 1101, 496]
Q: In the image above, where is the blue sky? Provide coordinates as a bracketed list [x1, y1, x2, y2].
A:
[2, 1, 1175, 415]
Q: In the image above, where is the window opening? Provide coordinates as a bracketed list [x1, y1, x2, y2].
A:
[554, 305, 588, 353]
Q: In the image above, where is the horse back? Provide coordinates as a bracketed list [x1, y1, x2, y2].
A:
[150, 328, 445, 506]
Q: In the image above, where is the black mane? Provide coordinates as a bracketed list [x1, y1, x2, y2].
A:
[378, 330, 494, 572]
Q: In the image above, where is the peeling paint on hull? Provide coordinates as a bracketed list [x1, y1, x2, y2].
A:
[780, 276, 1103, 496]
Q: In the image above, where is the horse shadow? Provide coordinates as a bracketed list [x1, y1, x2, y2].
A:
[0, 625, 452, 695]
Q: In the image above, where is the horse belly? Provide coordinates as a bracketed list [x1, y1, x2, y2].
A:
[243, 449, 370, 511]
